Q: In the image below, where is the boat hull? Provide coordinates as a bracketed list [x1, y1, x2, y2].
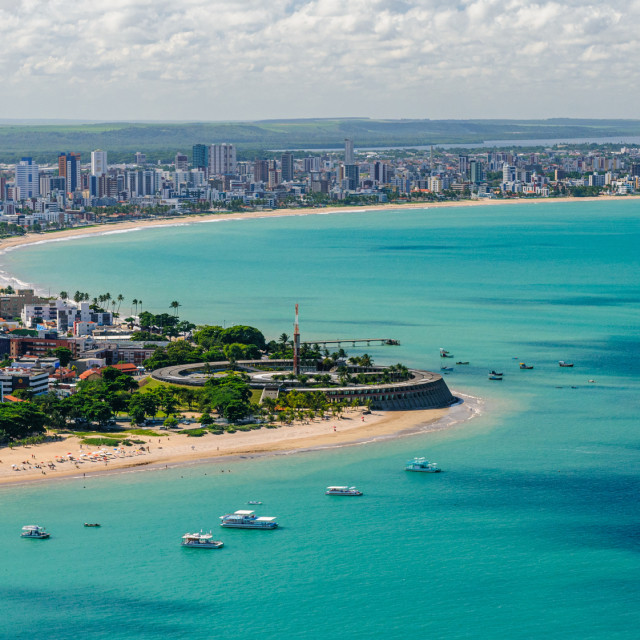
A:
[220, 523, 278, 529]
[182, 542, 224, 548]
[21, 533, 50, 539]
[406, 468, 441, 473]
[325, 492, 363, 496]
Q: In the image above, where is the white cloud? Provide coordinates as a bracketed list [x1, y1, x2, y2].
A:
[0, 0, 638, 119]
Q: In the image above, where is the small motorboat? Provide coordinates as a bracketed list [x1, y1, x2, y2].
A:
[519, 363, 534, 370]
[21, 525, 50, 539]
[441, 366, 453, 372]
[490, 370, 503, 376]
[455, 361, 469, 365]
[558, 361, 574, 367]
[488, 375, 503, 380]
[440, 348, 454, 358]
[247, 501, 262, 505]
[84, 523, 101, 527]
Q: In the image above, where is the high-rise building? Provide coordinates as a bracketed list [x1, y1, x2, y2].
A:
[469, 160, 484, 184]
[209, 144, 236, 175]
[344, 138, 354, 164]
[458, 155, 469, 179]
[192, 144, 208, 170]
[91, 150, 107, 176]
[303, 157, 320, 173]
[344, 164, 359, 190]
[175, 153, 189, 171]
[135, 152, 146, 165]
[281, 153, 294, 182]
[58, 152, 81, 193]
[15, 157, 39, 199]
[253, 159, 269, 183]
[372, 161, 389, 184]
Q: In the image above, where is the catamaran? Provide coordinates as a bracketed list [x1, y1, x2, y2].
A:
[325, 486, 363, 496]
[219, 510, 278, 529]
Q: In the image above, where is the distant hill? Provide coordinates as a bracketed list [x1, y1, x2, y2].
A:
[1, 118, 640, 164]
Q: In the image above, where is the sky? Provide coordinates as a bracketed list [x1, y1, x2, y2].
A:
[1, 0, 638, 121]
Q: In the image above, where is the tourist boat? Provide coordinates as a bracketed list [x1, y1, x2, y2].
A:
[181, 531, 224, 548]
[440, 348, 454, 358]
[219, 510, 278, 529]
[490, 370, 503, 376]
[519, 363, 534, 370]
[456, 361, 469, 365]
[405, 457, 441, 473]
[488, 375, 503, 380]
[247, 501, 263, 505]
[325, 486, 363, 496]
[21, 525, 50, 539]
[84, 523, 101, 528]
[558, 361, 574, 367]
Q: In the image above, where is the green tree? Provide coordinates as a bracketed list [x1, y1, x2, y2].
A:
[53, 347, 73, 367]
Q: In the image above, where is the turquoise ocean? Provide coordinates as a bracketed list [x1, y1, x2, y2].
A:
[1, 201, 639, 639]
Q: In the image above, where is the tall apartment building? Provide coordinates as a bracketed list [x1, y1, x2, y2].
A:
[91, 150, 108, 176]
[253, 159, 269, 183]
[281, 153, 294, 182]
[175, 153, 189, 171]
[209, 144, 236, 175]
[344, 164, 360, 190]
[14, 157, 39, 199]
[458, 155, 469, 179]
[344, 138, 354, 164]
[192, 144, 208, 171]
[135, 152, 147, 165]
[58, 152, 81, 193]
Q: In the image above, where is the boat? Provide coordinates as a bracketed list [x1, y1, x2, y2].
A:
[519, 363, 534, 370]
[456, 361, 469, 365]
[490, 370, 503, 376]
[440, 348, 454, 358]
[21, 525, 50, 539]
[488, 375, 503, 380]
[219, 510, 278, 529]
[247, 501, 263, 505]
[84, 523, 101, 528]
[405, 457, 441, 473]
[325, 486, 363, 496]
[558, 361, 574, 367]
[181, 531, 224, 548]
[441, 366, 453, 372]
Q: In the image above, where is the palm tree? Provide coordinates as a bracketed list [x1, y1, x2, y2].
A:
[132, 298, 138, 316]
[279, 333, 289, 346]
[59, 291, 68, 300]
[116, 294, 124, 313]
[170, 300, 181, 317]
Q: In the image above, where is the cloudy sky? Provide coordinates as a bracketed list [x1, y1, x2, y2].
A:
[1, 0, 637, 121]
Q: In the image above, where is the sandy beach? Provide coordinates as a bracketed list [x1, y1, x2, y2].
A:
[0, 394, 479, 486]
[0, 195, 636, 261]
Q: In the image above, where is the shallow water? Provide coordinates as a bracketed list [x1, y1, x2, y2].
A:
[2, 201, 639, 639]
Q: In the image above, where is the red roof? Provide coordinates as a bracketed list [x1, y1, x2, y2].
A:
[3, 394, 25, 402]
[108, 363, 138, 374]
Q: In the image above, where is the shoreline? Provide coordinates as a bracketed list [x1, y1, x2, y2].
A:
[0, 194, 637, 291]
[0, 392, 480, 488]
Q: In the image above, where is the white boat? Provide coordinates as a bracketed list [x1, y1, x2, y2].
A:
[181, 531, 224, 548]
[219, 510, 278, 529]
[405, 457, 441, 473]
[325, 486, 363, 496]
[247, 500, 262, 505]
[21, 525, 50, 539]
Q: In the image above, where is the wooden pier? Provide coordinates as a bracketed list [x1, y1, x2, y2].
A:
[302, 338, 400, 347]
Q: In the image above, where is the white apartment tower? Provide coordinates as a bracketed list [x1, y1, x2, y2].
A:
[91, 150, 108, 176]
[15, 157, 39, 199]
[208, 144, 237, 175]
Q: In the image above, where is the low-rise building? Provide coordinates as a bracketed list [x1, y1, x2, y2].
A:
[0, 367, 49, 397]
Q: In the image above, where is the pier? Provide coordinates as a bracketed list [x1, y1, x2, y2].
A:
[302, 338, 400, 347]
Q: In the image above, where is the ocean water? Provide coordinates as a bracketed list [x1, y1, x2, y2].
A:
[1, 201, 639, 639]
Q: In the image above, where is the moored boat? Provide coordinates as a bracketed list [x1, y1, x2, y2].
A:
[441, 366, 453, 372]
[488, 374, 503, 380]
[220, 510, 278, 529]
[440, 348, 454, 358]
[558, 361, 574, 367]
[21, 525, 50, 539]
[84, 523, 101, 527]
[181, 531, 224, 548]
[519, 363, 534, 370]
[405, 457, 441, 473]
[247, 501, 262, 505]
[456, 361, 469, 365]
[490, 370, 503, 376]
[325, 486, 363, 496]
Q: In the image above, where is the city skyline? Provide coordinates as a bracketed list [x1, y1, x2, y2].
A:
[1, 0, 637, 121]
